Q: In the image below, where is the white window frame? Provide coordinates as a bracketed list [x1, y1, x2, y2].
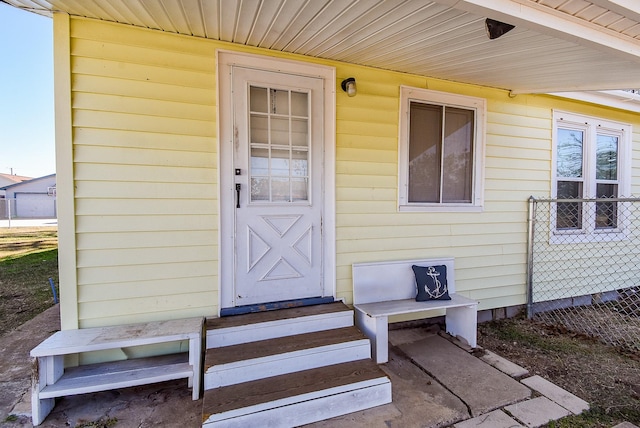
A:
[551, 110, 631, 243]
[398, 86, 485, 212]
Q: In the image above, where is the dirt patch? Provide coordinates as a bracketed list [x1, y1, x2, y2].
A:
[478, 316, 640, 426]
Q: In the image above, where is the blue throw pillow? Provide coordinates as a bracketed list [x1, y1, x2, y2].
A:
[412, 265, 451, 301]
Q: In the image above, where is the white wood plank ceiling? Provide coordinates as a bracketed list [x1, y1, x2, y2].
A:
[5, 0, 640, 93]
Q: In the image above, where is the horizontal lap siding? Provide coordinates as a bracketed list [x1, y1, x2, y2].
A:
[65, 17, 640, 325]
[335, 75, 552, 309]
[69, 18, 218, 327]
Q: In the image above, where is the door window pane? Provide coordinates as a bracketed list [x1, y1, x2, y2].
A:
[271, 149, 290, 176]
[271, 89, 289, 115]
[248, 85, 310, 203]
[250, 115, 268, 144]
[250, 177, 269, 201]
[291, 118, 309, 146]
[250, 87, 268, 113]
[271, 177, 290, 202]
[270, 117, 289, 146]
[291, 91, 308, 117]
[292, 149, 308, 177]
[557, 128, 583, 178]
[250, 148, 269, 201]
[292, 178, 308, 201]
[250, 148, 269, 175]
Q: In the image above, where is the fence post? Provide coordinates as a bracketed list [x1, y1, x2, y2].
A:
[6, 198, 10, 229]
[526, 196, 536, 319]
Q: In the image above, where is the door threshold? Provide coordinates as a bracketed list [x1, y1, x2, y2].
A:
[220, 297, 335, 317]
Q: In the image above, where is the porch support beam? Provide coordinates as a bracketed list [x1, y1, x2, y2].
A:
[509, 80, 640, 95]
[588, 0, 640, 23]
[442, 0, 640, 63]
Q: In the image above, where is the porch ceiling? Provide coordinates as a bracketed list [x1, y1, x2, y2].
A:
[6, 0, 640, 94]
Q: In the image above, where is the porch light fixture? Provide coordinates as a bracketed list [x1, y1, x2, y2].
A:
[485, 18, 515, 40]
[341, 77, 357, 97]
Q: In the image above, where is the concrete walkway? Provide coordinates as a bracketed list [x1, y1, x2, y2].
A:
[0, 218, 57, 228]
[0, 306, 631, 428]
[308, 326, 592, 428]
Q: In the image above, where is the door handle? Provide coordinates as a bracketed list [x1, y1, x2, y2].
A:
[236, 184, 241, 208]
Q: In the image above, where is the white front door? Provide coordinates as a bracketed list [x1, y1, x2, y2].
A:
[229, 66, 325, 306]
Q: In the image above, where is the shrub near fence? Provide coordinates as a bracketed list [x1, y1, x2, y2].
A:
[528, 197, 640, 353]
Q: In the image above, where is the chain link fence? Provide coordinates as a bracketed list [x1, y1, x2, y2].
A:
[0, 196, 57, 221]
[0, 197, 57, 229]
[528, 197, 640, 353]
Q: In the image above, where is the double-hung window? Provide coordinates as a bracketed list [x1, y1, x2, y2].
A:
[398, 86, 485, 212]
[553, 110, 630, 239]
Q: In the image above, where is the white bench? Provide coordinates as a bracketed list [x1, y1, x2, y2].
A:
[353, 258, 478, 364]
[30, 317, 203, 426]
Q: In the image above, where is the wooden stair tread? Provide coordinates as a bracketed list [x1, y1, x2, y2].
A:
[206, 302, 350, 330]
[202, 359, 387, 416]
[205, 326, 366, 367]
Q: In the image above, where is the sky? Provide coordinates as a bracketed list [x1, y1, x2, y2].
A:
[0, 3, 55, 179]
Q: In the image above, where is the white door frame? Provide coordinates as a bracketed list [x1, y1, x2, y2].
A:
[217, 51, 336, 312]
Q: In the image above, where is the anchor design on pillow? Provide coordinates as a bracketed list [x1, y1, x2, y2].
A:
[425, 266, 448, 299]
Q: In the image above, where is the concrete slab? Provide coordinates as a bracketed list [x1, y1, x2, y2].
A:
[398, 335, 531, 416]
[0, 380, 28, 420]
[388, 325, 440, 347]
[453, 409, 524, 428]
[439, 331, 474, 352]
[306, 347, 469, 428]
[42, 378, 202, 427]
[521, 375, 589, 415]
[504, 396, 571, 428]
[479, 350, 529, 378]
[0, 308, 583, 428]
[0, 305, 60, 421]
[612, 423, 640, 428]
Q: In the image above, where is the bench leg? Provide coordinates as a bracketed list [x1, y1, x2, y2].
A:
[355, 309, 389, 364]
[445, 305, 478, 348]
[189, 336, 202, 400]
[31, 355, 63, 426]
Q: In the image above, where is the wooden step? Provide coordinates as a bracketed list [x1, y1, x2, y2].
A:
[202, 360, 391, 427]
[206, 302, 353, 348]
[204, 327, 370, 389]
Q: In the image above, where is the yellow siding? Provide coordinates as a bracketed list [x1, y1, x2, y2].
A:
[56, 15, 640, 329]
[65, 17, 218, 327]
[332, 65, 640, 310]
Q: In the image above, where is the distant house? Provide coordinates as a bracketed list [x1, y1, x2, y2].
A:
[1, 174, 57, 218]
[0, 173, 32, 198]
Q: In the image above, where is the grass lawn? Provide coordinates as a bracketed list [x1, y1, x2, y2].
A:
[479, 317, 640, 427]
[0, 227, 58, 336]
